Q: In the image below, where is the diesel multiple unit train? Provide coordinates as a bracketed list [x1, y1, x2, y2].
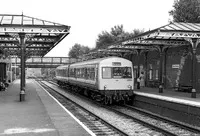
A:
[55, 56, 134, 104]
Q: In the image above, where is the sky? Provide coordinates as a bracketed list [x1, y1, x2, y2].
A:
[0, 0, 175, 57]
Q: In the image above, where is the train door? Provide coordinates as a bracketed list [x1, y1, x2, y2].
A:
[95, 64, 98, 81]
[95, 64, 99, 88]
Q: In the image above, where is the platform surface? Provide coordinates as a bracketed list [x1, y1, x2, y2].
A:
[0, 79, 92, 136]
[135, 87, 200, 107]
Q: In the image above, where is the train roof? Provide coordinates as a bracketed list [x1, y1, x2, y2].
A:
[56, 56, 131, 69]
[70, 56, 130, 66]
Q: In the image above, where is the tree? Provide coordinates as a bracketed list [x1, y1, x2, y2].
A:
[96, 25, 126, 49]
[169, 0, 200, 23]
[96, 31, 115, 49]
[111, 25, 125, 37]
[95, 25, 144, 50]
[68, 43, 90, 58]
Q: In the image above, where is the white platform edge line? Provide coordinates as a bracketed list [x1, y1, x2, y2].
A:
[35, 80, 96, 136]
[134, 91, 200, 108]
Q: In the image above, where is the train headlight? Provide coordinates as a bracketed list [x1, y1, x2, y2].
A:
[104, 85, 107, 90]
[128, 85, 132, 89]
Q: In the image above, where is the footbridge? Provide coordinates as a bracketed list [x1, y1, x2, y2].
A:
[11, 57, 79, 68]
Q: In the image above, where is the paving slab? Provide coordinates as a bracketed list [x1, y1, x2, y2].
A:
[0, 79, 92, 136]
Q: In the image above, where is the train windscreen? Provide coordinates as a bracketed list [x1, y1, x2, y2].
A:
[102, 67, 132, 79]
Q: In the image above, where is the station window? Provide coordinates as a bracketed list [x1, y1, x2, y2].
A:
[149, 69, 153, 80]
[155, 69, 159, 80]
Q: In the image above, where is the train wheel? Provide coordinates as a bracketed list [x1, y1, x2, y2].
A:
[118, 95, 125, 105]
[83, 89, 88, 96]
[112, 96, 117, 105]
[104, 96, 109, 105]
[91, 93, 95, 99]
[109, 96, 112, 105]
[124, 95, 130, 105]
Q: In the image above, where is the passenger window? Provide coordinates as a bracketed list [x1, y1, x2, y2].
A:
[90, 68, 95, 80]
[102, 67, 111, 78]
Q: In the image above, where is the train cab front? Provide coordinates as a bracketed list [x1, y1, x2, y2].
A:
[100, 66, 134, 105]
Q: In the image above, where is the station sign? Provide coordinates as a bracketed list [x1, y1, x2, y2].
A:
[172, 64, 180, 69]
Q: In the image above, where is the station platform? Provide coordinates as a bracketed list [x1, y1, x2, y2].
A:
[0, 79, 92, 136]
[134, 87, 200, 127]
[134, 87, 200, 107]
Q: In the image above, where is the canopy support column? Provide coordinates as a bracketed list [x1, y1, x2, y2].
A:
[156, 45, 165, 93]
[136, 49, 141, 89]
[19, 33, 26, 101]
[191, 46, 197, 98]
[144, 51, 148, 87]
[185, 38, 200, 98]
[190, 39, 199, 98]
[163, 47, 169, 89]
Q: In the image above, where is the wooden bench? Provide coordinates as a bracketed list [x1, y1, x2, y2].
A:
[147, 80, 160, 88]
[174, 85, 192, 93]
[180, 85, 192, 93]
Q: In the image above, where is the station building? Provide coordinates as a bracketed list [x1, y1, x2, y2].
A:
[131, 45, 194, 90]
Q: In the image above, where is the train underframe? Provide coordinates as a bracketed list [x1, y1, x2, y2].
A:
[57, 80, 134, 105]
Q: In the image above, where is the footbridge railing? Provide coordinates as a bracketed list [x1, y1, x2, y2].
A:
[11, 57, 80, 68]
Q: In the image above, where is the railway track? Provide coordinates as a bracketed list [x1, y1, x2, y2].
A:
[124, 105, 200, 134]
[108, 105, 200, 136]
[40, 80, 200, 136]
[37, 80, 128, 136]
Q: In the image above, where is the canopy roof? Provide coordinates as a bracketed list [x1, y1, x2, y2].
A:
[109, 22, 200, 50]
[0, 14, 70, 57]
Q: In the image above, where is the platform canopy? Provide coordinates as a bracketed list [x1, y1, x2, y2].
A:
[108, 22, 200, 50]
[107, 22, 200, 96]
[0, 14, 70, 57]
